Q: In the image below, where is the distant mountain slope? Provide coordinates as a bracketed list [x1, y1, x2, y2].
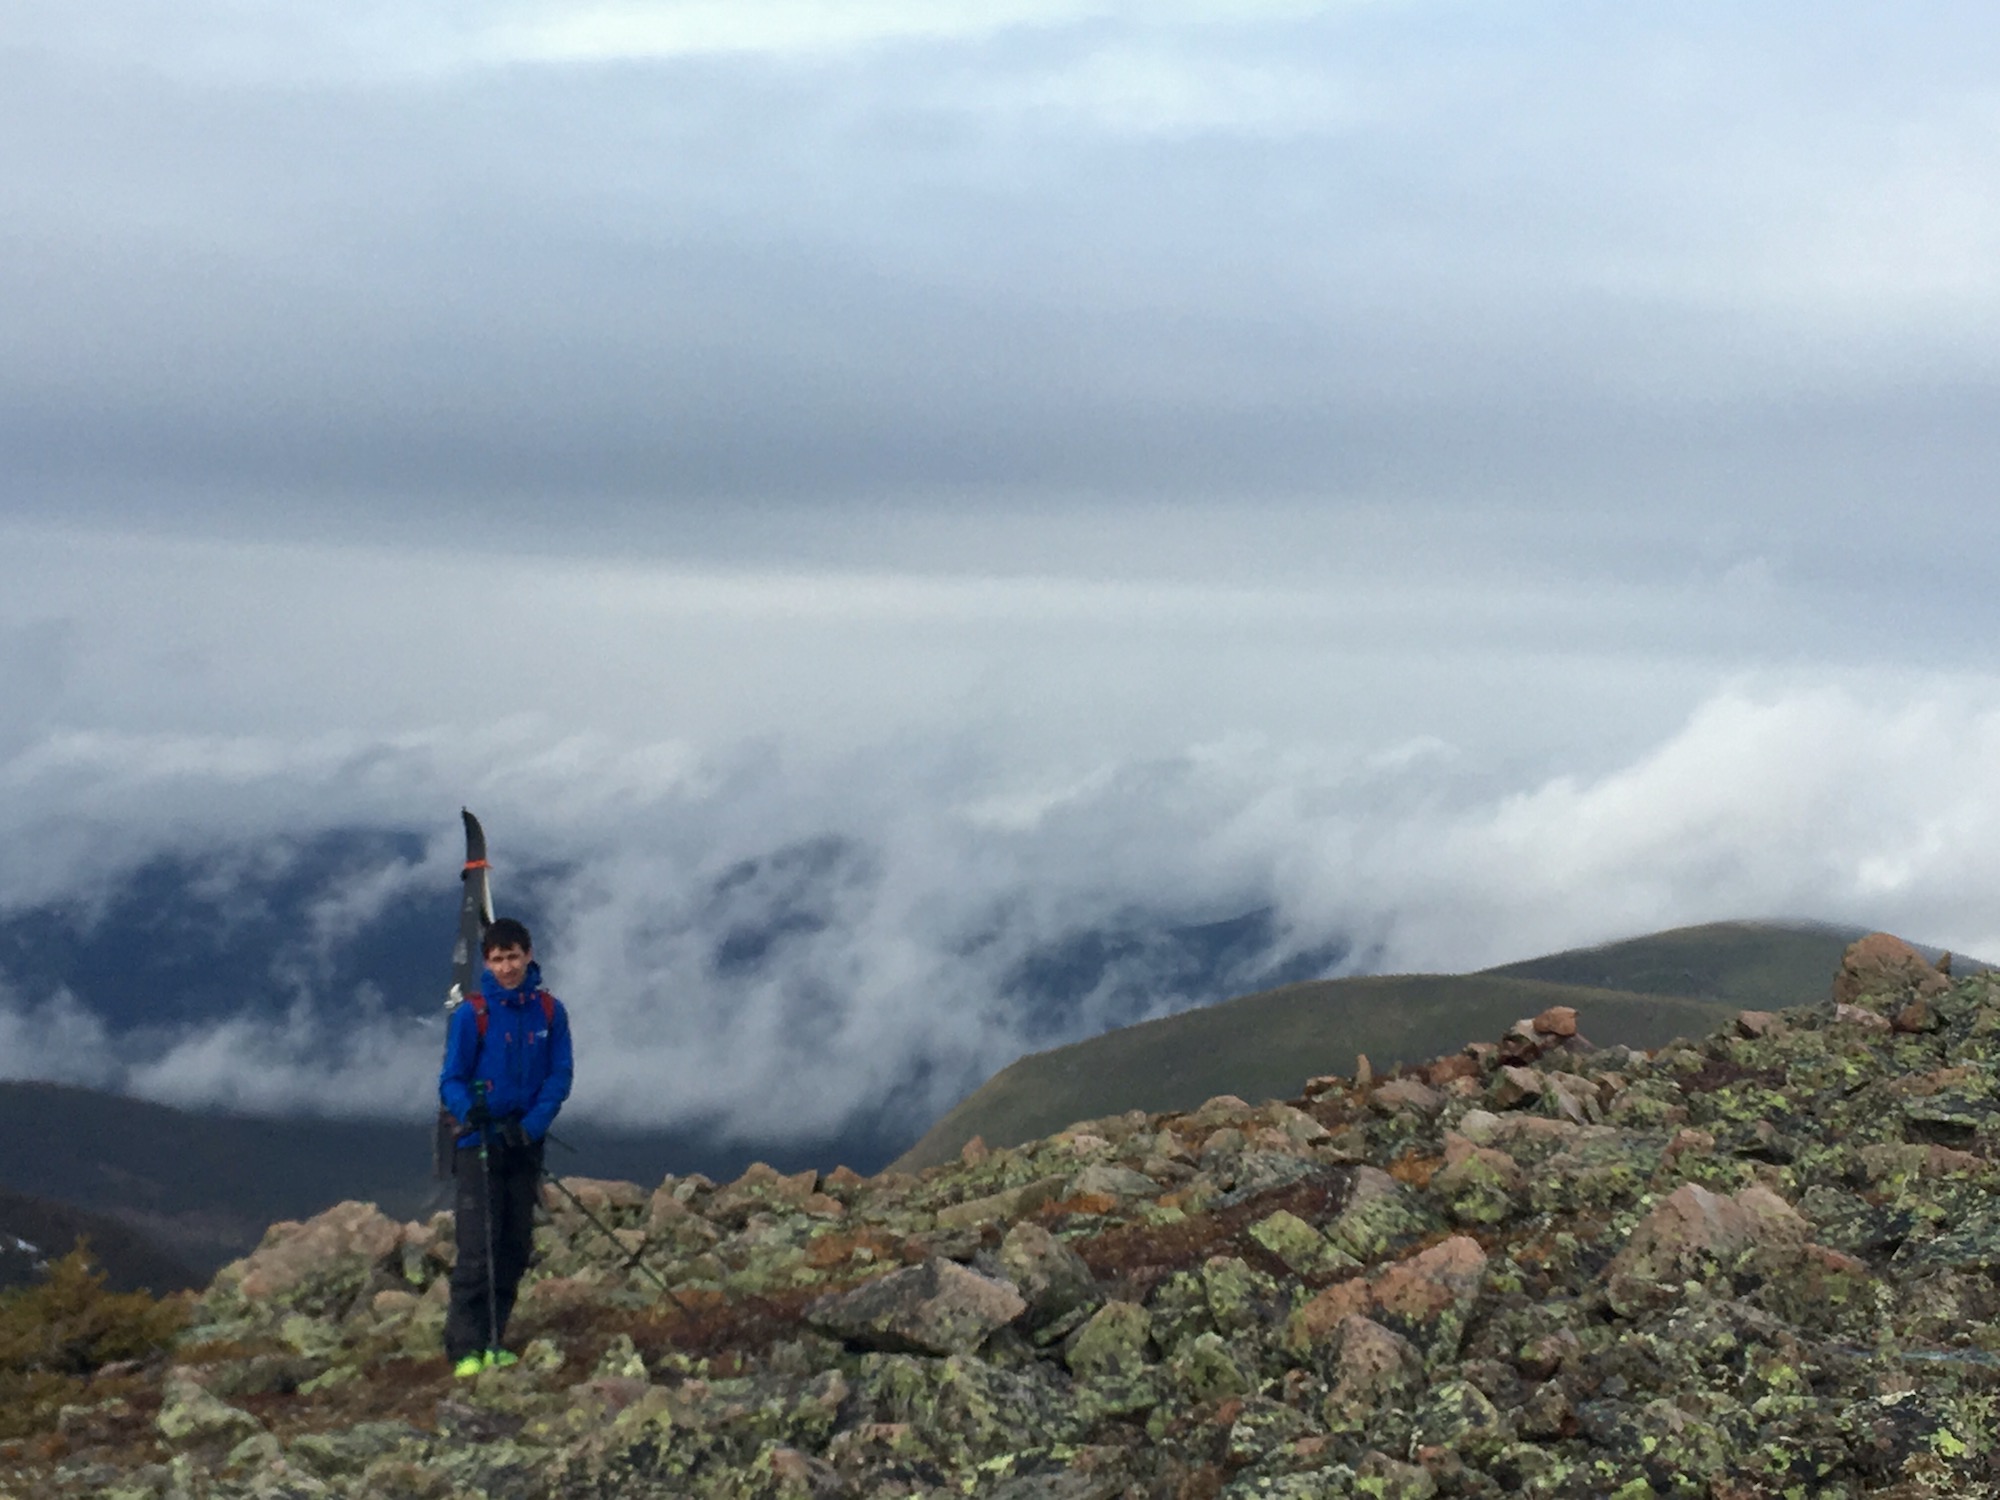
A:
[0, 1083, 439, 1273]
[891, 919, 1936, 1172]
[0, 1188, 199, 1294]
[1483, 919, 1871, 1001]
[893, 975, 1735, 1172]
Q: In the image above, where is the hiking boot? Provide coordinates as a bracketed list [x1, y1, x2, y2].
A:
[452, 1354, 486, 1379]
[484, 1349, 519, 1370]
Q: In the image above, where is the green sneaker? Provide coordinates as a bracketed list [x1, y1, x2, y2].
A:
[452, 1354, 486, 1379]
[484, 1349, 519, 1370]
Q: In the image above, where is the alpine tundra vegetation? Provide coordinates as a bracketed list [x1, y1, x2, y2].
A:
[9, 934, 2000, 1497]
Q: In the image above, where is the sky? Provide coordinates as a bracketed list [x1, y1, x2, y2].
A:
[7, 1, 2000, 1141]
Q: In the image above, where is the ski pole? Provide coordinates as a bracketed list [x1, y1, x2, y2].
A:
[537, 1172, 684, 1296]
[538, 1130, 674, 1285]
[476, 1081, 500, 1357]
[536, 1131, 699, 1318]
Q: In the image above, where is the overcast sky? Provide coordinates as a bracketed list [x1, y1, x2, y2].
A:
[7, 2, 2000, 1135]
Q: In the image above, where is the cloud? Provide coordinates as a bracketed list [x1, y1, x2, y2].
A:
[10, 679, 2000, 1148]
[8, 2, 2000, 534]
[0, 986, 119, 1089]
[122, 1006, 437, 1117]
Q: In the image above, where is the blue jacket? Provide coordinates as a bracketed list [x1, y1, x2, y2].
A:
[439, 961, 574, 1145]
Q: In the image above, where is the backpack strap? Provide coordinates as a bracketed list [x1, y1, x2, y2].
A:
[466, 991, 555, 1039]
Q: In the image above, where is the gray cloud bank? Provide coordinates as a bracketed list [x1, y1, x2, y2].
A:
[5, 672, 2000, 1145]
[6, 1, 2000, 540]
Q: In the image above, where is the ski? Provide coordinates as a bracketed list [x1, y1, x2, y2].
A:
[434, 808, 496, 1178]
[449, 808, 495, 1013]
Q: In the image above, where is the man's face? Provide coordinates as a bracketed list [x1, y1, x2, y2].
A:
[484, 943, 532, 990]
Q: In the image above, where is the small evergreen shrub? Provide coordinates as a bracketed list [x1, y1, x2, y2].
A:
[0, 1239, 187, 1438]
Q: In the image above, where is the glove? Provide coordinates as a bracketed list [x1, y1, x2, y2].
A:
[500, 1119, 532, 1152]
[464, 1100, 492, 1133]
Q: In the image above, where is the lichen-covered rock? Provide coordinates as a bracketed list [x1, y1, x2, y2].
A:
[1369, 1077, 1443, 1117]
[1355, 1448, 1438, 1499]
[997, 1221, 1100, 1339]
[1429, 1131, 1523, 1225]
[806, 1257, 1025, 1355]
[155, 1370, 263, 1447]
[214, 1199, 403, 1312]
[1065, 1301, 1160, 1418]
[1069, 1163, 1159, 1200]
[546, 1176, 647, 1216]
[709, 1162, 819, 1224]
[1065, 1300, 1151, 1380]
[1603, 1181, 1808, 1313]
[1247, 1208, 1353, 1275]
[1322, 1314, 1424, 1426]
[1166, 1330, 1249, 1402]
[1833, 932, 1951, 1012]
[1324, 1166, 1432, 1261]
[1290, 1235, 1486, 1364]
[935, 1175, 1067, 1230]
[1412, 1377, 1510, 1463]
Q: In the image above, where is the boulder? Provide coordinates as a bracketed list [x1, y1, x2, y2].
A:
[936, 1176, 1068, 1230]
[1431, 1132, 1524, 1226]
[1488, 1066, 1543, 1111]
[229, 1201, 402, 1305]
[999, 1222, 1101, 1338]
[1533, 1006, 1579, 1038]
[545, 1177, 647, 1215]
[807, 1258, 1025, 1355]
[1368, 1236, 1488, 1357]
[1604, 1182, 1809, 1313]
[1065, 1301, 1152, 1381]
[156, 1371, 263, 1447]
[1291, 1235, 1487, 1361]
[1370, 1078, 1444, 1117]
[710, 1162, 819, 1222]
[1070, 1163, 1160, 1200]
[1832, 933, 1950, 1012]
[1248, 1209, 1352, 1276]
[1325, 1166, 1433, 1261]
[1323, 1315, 1425, 1422]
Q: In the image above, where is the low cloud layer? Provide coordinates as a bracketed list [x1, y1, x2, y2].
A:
[5, 679, 2000, 1147]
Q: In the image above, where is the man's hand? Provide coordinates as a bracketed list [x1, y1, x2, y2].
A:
[500, 1120, 532, 1152]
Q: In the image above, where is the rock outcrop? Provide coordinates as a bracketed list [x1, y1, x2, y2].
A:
[8, 932, 2000, 1497]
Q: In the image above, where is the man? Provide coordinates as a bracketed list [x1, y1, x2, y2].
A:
[437, 917, 574, 1376]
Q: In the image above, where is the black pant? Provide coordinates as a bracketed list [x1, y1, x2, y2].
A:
[445, 1137, 542, 1361]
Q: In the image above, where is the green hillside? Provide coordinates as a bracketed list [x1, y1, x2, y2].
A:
[892, 919, 1897, 1171]
[1483, 919, 1870, 1001]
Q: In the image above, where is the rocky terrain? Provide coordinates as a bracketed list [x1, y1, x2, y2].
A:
[7, 933, 2000, 1498]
